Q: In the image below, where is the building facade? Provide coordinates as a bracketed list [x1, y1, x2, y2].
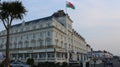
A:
[88, 50, 113, 63]
[88, 50, 113, 61]
[0, 10, 91, 63]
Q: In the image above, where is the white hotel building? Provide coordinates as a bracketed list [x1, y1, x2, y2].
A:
[0, 10, 91, 63]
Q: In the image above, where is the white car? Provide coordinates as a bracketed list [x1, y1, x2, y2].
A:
[10, 61, 31, 67]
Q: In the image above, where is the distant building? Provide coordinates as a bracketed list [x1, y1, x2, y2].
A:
[88, 50, 113, 60]
[88, 50, 113, 64]
[0, 10, 91, 64]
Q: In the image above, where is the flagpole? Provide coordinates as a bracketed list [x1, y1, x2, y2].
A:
[65, 0, 68, 14]
[65, 0, 69, 65]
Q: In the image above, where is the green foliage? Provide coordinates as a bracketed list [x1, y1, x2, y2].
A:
[0, 61, 4, 67]
[38, 62, 56, 67]
[55, 62, 61, 67]
[0, 1, 27, 21]
[86, 62, 89, 67]
[26, 58, 34, 65]
[37, 62, 83, 67]
[61, 62, 68, 67]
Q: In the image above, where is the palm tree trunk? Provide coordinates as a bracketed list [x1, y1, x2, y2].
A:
[4, 27, 10, 67]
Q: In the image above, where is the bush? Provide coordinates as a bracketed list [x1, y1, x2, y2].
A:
[80, 63, 83, 67]
[38, 62, 57, 67]
[55, 62, 61, 67]
[86, 62, 89, 67]
[31, 64, 37, 67]
[61, 62, 68, 67]
[26, 58, 34, 66]
[0, 61, 4, 67]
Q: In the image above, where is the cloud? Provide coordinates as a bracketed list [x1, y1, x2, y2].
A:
[69, 0, 120, 55]
[0, 0, 120, 55]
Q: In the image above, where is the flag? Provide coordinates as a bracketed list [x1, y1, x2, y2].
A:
[66, 1, 75, 9]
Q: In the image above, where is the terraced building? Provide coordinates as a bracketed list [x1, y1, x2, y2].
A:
[0, 10, 91, 64]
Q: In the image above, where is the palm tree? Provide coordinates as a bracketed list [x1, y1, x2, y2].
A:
[0, 1, 26, 67]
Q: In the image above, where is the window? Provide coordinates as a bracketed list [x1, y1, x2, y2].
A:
[33, 33, 36, 38]
[21, 28, 23, 32]
[39, 53, 45, 58]
[43, 31, 46, 36]
[48, 53, 51, 58]
[15, 29, 18, 33]
[18, 54, 23, 59]
[47, 31, 51, 36]
[10, 43, 12, 49]
[25, 27, 28, 31]
[0, 44, 3, 48]
[14, 43, 17, 48]
[21, 36, 23, 40]
[47, 23, 51, 27]
[55, 32, 57, 37]
[31, 53, 38, 59]
[61, 41, 63, 47]
[25, 53, 29, 59]
[40, 32, 43, 37]
[18, 42, 23, 48]
[31, 40, 36, 47]
[46, 39, 51, 45]
[39, 40, 43, 46]
[39, 24, 43, 28]
[26, 34, 29, 39]
[25, 41, 29, 48]
[55, 40, 58, 45]
[33, 26, 36, 29]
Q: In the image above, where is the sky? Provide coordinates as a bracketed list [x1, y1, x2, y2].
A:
[0, 0, 120, 56]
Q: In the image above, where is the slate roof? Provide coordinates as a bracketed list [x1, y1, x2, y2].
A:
[11, 16, 52, 28]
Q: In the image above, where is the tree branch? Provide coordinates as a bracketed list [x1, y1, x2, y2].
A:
[1, 19, 8, 29]
[9, 17, 13, 26]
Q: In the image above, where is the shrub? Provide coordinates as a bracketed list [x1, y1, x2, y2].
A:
[86, 62, 89, 67]
[55, 62, 61, 67]
[61, 62, 68, 67]
[38, 62, 58, 67]
[0, 61, 4, 67]
[26, 58, 34, 66]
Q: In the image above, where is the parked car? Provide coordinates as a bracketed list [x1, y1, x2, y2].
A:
[10, 61, 31, 67]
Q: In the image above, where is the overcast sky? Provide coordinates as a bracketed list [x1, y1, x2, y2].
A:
[0, 0, 120, 56]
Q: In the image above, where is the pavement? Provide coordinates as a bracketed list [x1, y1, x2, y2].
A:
[90, 59, 120, 67]
[112, 59, 120, 67]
